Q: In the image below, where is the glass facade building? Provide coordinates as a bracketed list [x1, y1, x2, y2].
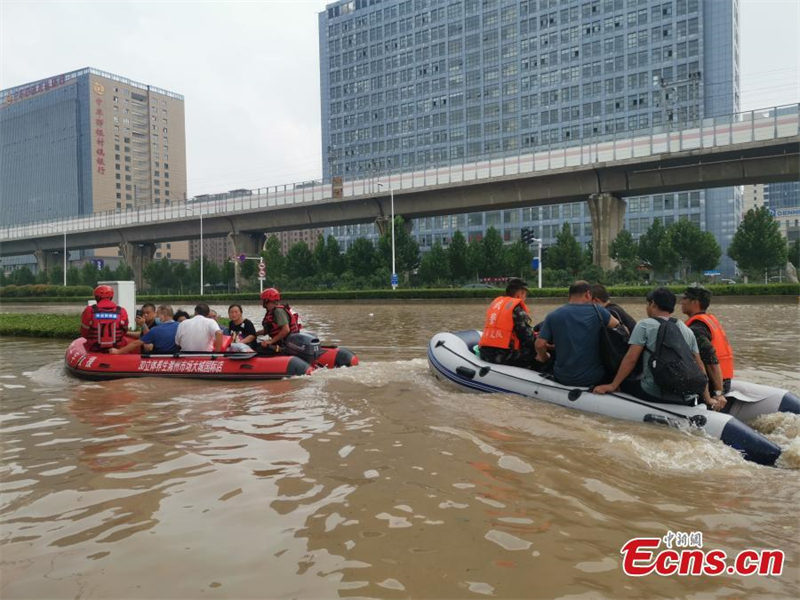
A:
[319, 0, 742, 275]
[1, 67, 188, 266]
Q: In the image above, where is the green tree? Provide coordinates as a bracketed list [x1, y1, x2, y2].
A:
[66, 266, 81, 285]
[546, 223, 584, 275]
[286, 241, 315, 280]
[346, 237, 378, 275]
[609, 229, 639, 269]
[418, 242, 451, 286]
[378, 216, 420, 282]
[240, 258, 257, 281]
[312, 234, 328, 273]
[666, 220, 721, 280]
[11, 266, 36, 285]
[173, 262, 189, 294]
[788, 239, 800, 268]
[728, 207, 788, 277]
[114, 262, 134, 281]
[144, 257, 175, 291]
[47, 265, 64, 285]
[504, 240, 533, 278]
[79, 262, 100, 287]
[325, 235, 345, 276]
[447, 230, 469, 281]
[262, 235, 286, 284]
[638, 218, 678, 276]
[482, 227, 506, 277]
[466, 237, 485, 280]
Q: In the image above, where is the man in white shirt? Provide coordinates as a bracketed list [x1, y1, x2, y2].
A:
[175, 303, 223, 352]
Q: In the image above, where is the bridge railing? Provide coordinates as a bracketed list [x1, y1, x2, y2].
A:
[1, 103, 798, 242]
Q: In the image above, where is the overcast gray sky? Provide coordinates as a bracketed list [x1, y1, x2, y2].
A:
[2, 0, 798, 196]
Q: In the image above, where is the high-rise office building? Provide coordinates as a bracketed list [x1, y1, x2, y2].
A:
[318, 0, 742, 274]
[764, 182, 800, 243]
[1, 67, 188, 266]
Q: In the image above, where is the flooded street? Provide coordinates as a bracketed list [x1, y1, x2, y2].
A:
[1, 299, 798, 598]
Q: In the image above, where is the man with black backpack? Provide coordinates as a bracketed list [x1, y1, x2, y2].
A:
[594, 287, 722, 410]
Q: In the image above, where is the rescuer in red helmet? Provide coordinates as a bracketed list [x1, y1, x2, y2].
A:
[255, 288, 301, 354]
[79, 284, 130, 351]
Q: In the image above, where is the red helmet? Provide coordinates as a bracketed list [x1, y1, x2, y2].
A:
[94, 284, 114, 300]
[260, 288, 281, 303]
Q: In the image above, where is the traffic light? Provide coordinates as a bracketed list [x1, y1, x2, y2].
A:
[521, 227, 534, 245]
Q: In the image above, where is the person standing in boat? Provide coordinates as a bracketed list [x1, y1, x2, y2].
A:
[256, 288, 301, 355]
[590, 284, 636, 334]
[478, 278, 538, 368]
[80, 285, 129, 351]
[594, 288, 723, 411]
[175, 303, 224, 352]
[534, 281, 621, 386]
[680, 286, 733, 402]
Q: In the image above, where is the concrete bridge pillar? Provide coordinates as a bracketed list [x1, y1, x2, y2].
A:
[34, 249, 61, 277]
[119, 242, 156, 290]
[587, 193, 626, 271]
[228, 232, 262, 291]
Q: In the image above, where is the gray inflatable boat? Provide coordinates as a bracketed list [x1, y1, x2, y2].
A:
[428, 330, 800, 466]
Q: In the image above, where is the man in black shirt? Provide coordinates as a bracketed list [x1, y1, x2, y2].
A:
[590, 284, 636, 334]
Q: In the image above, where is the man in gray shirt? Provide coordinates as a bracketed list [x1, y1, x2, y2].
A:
[594, 287, 721, 410]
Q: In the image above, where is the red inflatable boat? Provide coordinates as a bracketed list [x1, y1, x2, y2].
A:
[65, 337, 358, 381]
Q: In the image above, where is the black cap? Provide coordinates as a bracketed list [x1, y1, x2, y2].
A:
[506, 277, 529, 295]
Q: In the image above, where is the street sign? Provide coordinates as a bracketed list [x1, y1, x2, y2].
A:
[238, 254, 247, 263]
[391, 273, 399, 286]
[258, 261, 266, 278]
[92, 258, 104, 270]
[703, 270, 721, 276]
[532, 257, 540, 270]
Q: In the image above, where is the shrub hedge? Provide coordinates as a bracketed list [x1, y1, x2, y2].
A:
[0, 313, 81, 338]
[0, 284, 93, 298]
[0, 282, 796, 303]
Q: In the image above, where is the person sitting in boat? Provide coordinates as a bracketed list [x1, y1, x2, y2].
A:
[590, 284, 636, 334]
[109, 305, 180, 355]
[228, 304, 258, 352]
[256, 288, 301, 355]
[127, 303, 159, 339]
[175, 303, 224, 352]
[594, 288, 723, 411]
[680, 286, 733, 403]
[478, 277, 538, 368]
[534, 281, 621, 386]
[80, 285, 130, 351]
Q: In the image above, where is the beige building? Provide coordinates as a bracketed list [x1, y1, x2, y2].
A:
[87, 69, 188, 262]
[276, 229, 325, 254]
[742, 184, 765, 213]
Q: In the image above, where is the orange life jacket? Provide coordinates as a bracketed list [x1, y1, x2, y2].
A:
[686, 312, 735, 379]
[479, 296, 529, 351]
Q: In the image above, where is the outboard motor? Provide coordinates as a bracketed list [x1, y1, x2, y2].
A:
[284, 332, 321, 364]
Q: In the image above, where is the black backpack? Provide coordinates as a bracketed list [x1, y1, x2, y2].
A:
[650, 318, 708, 402]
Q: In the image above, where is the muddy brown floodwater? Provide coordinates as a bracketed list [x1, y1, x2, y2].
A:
[1, 299, 798, 598]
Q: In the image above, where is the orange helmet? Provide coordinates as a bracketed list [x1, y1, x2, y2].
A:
[94, 285, 114, 300]
[260, 288, 281, 303]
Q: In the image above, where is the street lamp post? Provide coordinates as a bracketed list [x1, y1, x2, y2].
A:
[377, 182, 397, 290]
[63, 231, 67, 286]
[531, 236, 543, 289]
